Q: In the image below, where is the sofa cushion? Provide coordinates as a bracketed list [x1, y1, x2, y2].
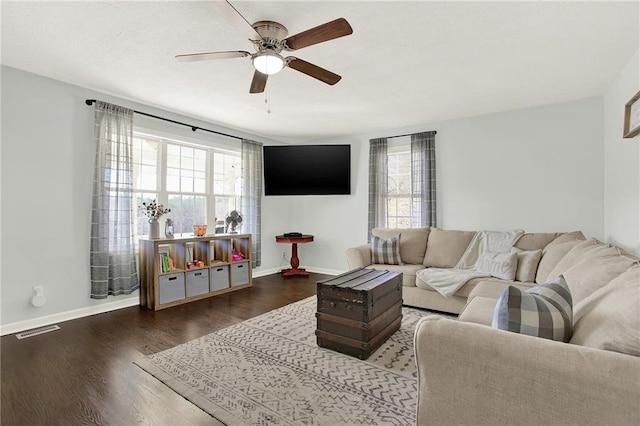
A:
[423, 228, 476, 268]
[367, 263, 425, 287]
[491, 276, 573, 342]
[570, 265, 640, 356]
[562, 253, 636, 304]
[514, 232, 560, 251]
[372, 227, 430, 265]
[467, 280, 535, 300]
[371, 234, 402, 265]
[543, 231, 586, 250]
[476, 251, 518, 280]
[514, 249, 542, 282]
[546, 239, 621, 284]
[535, 239, 585, 284]
[458, 296, 497, 326]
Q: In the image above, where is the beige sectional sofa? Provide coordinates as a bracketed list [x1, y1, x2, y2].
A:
[346, 227, 583, 314]
[347, 227, 640, 425]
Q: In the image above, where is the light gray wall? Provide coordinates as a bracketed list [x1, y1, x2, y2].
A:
[0, 66, 286, 331]
[293, 97, 605, 273]
[603, 50, 640, 255]
[3, 56, 637, 332]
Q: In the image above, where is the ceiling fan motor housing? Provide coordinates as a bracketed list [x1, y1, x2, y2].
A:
[252, 21, 288, 53]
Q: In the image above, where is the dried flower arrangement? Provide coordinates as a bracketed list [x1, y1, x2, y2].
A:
[140, 200, 171, 220]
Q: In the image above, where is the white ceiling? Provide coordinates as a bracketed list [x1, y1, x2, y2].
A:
[2, 1, 638, 143]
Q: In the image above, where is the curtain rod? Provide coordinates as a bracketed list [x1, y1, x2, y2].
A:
[85, 99, 243, 141]
[388, 130, 437, 139]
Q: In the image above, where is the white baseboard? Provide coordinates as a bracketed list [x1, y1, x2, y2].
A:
[253, 267, 343, 278]
[252, 268, 282, 277]
[0, 297, 140, 337]
[305, 266, 345, 276]
[1, 269, 344, 337]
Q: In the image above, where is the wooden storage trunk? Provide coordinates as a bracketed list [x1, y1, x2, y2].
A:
[315, 268, 403, 359]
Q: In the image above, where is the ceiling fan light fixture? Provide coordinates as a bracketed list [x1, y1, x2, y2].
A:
[253, 51, 285, 75]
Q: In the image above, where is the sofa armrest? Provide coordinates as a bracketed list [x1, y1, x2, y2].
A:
[414, 316, 640, 425]
[346, 244, 372, 269]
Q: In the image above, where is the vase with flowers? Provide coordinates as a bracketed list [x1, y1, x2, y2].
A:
[140, 200, 171, 239]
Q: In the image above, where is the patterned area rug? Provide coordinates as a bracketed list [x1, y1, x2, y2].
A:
[135, 296, 449, 425]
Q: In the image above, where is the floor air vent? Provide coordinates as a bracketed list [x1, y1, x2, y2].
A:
[15, 325, 60, 339]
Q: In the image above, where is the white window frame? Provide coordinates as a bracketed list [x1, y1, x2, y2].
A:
[385, 137, 412, 228]
[131, 129, 241, 240]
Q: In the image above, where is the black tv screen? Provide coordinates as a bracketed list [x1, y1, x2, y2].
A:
[263, 144, 351, 195]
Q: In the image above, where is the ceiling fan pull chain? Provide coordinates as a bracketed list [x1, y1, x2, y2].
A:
[265, 88, 272, 114]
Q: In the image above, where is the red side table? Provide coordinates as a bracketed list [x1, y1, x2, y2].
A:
[275, 234, 314, 277]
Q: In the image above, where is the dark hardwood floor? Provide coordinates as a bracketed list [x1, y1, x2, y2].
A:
[1, 272, 331, 426]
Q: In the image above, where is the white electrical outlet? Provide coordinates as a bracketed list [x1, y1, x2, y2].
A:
[31, 286, 46, 307]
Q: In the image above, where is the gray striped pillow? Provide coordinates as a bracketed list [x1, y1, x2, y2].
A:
[491, 275, 573, 342]
[371, 235, 403, 265]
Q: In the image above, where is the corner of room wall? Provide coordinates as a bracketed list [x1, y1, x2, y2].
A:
[0, 65, 289, 334]
[603, 49, 640, 255]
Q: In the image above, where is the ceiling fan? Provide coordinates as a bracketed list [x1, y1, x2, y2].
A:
[175, 1, 353, 94]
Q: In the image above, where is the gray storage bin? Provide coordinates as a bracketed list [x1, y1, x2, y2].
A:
[186, 269, 209, 297]
[230, 261, 250, 287]
[159, 273, 185, 304]
[210, 265, 230, 291]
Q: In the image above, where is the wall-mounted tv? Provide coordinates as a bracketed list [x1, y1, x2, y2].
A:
[263, 144, 351, 196]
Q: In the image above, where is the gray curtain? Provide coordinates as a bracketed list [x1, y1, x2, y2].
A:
[367, 138, 388, 239]
[240, 139, 262, 267]
[411, 131, 437, 227]
[90, 101, 139, 299]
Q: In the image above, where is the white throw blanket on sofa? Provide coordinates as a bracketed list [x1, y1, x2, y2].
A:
[417, 229, 524, 298]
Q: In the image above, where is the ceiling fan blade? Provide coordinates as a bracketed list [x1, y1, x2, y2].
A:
[214, 0, 263, 40]
[250, 70, 268, 94]
[175, 51, 250, 62]
[284, 18, 353, 51]
[286, 57, 341, 85]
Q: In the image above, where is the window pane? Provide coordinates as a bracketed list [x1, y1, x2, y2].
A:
[167, 143, 207, 194]
[167, 151, 180, 168]
[397, 197, 410, 213]
[215, 196, 239, 224]
[194, 178, 206, 193]
[388, 177, 399, 196]
[398, 174, 411, 193]
[181, 155, 194, 170]
[387, 198, 397, 216]
[133, 192, 158, 238]
[386, 147, 412, 229]
[213, 152, 240, 195]
[139, 165, 156, 190]
[167, 168, 180, 192]
[132, 137, 158, 192]
[397, 217, 411, 228]
[141, 140, 157, 164]
[181, 176, 194, 192]
[168, 194, 207, 235]
[398, 153, 411, 173]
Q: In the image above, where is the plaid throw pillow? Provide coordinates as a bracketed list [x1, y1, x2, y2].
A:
[371, 235, 403, 265]
[491, 275, 573, 342]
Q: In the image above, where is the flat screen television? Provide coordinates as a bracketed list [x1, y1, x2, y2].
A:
[263, 144, 351, 195]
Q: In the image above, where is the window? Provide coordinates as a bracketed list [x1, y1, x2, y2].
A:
[386, 145, 412, 228]
[368, 132, 436, 235]
[131, 132, 241, 241]
[212, 151, 241, 228]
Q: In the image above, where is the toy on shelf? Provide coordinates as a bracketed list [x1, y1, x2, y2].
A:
[231, 249, 245, 262]
[187, 260, 205, 269]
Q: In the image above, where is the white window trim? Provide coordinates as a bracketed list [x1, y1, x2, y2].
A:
[386, 136, 412, 228]
[132, 129, 241, 238]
